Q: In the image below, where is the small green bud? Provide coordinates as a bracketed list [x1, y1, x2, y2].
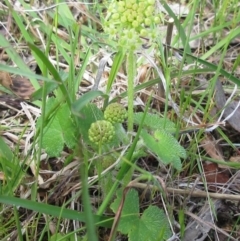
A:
[127, 14, 134, 22]
[145, 18, 151, 26]
[132, 3, 138, 10]
[139, 2, 146, 9]
[132, 20, 139, 28]
[154, 16, 161, 24]
[126, 29, 134, 39]
[137, 15, 144, 23]
[118, 6, 125, 12]
[121, 15, 127, 23]
[140, 29, 148, 36]
[108, 27, 116, 35]
[118, 1, 125, 7]
[129, 0, 136, 4]
[148, 0, 155, 4]
[126, 2, 132, 9]
[146, 6, 154, 13]
[131, 10, 137, 18]
[112, 13, 120, 20]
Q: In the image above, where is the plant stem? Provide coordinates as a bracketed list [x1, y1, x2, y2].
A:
[126, 50, 136, 133]
[96, 144, 103, 179]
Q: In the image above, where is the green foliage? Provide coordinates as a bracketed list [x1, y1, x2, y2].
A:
[2, 0, 240, 239]
[0, 136, 13, 161]
[133, 112, 186, 170]
[141, 129, 186, 170]
[37, 98, 76, 157]
[78, 103, 127, 148]
[134, 112, 176, 132]
[0, 195, 112, 228]
[98, 155, 116, 198]
[50, 233, 65, 241]
[71, 90, 106, 117]
[0, 137, 24, 195]
[105, 50, 126, 95]
[126, 50, 136, 132]
[88, 102, 127, 146]
[37, 99, 128, 157]
[50, 233, 82, 241]
[111, 189, 172, 241]
[178, 209, 186, 238]
[114, 123, 129, 145]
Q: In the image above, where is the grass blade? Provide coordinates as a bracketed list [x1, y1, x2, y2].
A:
[0, 195, 112, 228]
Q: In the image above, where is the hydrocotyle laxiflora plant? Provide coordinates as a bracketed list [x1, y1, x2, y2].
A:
[103, 0, 161, 132]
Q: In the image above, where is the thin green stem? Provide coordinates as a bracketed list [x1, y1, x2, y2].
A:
[126, 50, 136, 132]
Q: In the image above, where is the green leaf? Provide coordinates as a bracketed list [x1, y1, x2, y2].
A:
[113, 123, 129, 145]
[38, 99, 77, 157]
[232, 55, 240, 73]
[111, 189, 139, 234]
[0, 195, 112, 228]
[154, 130, 186, 159]
[50, 233, 64, 241]
[78, 103, 104, 144]
[0, 35, 39, 89]
[31, 81, 58, 101]
[141, 129, 186, 170]
[57, 104, 77, 149]
[0, 64, 52, 83]
[28, 43, 72, 107]
[71, 91, 106, 117]
[106, 50, 126, 94]
[111, 189, 171, 241]
[129, 206, 171, 241]
[42, 117, 64, 157]
[0, 136, 13, 161]
[74, 47, 91, 93]
[133, 113, 176, 132]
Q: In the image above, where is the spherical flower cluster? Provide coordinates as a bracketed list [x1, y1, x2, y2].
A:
[104, 0, 161, 49]
[104, 103, 127, 124]
[88, 120, 115, 145]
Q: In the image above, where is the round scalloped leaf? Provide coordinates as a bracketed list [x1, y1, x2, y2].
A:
[111, 188, 139, 234]
[154, 129, 187, 159]
[38, 100, 77, 157]
[129, 205, 172, 241]
[41, 118, 64, 157]
[110, 189, 172, 241]
[57, 103, 77, 149]
[141, 129, 185, 170]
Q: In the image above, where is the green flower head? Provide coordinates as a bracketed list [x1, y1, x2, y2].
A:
[104, 102, 127, 124]
[88, 120, 115, 145]
[104, 0, 161, 50]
